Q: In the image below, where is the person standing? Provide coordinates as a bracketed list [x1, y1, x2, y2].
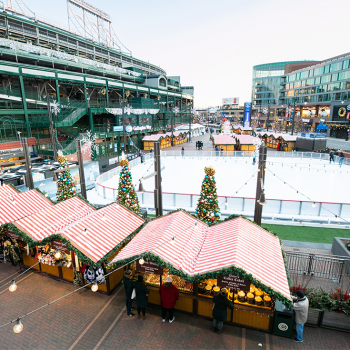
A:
[253, 152, 257, 165]
[181, 147, 185, 157]
[212, 288, 234, 334]
[292, 290, 309, 343]
[339, 151, 344, 166]
[123, 269, 134, 317]
[134, 275, 149, 320]
[215, 146, 219, 157]
[195, 141, 198, 150]
[159, 276, 179, 323]
[139, 150, 143, 163]
[277, 142, 281, 151]
[329, 150, 334, 163]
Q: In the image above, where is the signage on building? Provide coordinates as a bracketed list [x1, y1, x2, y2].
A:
[302, 119, 310, 123]
[243, 102, 251, 127]
[51, 240, 70, 254]
[222, 97, 239, 105]
[113, 126, 123, 132]
[136, 260, 163, 275]
[125, 126, 133, 133]
[217, 274, 250, 291]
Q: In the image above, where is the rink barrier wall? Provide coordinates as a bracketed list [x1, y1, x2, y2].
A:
[94, 151, 350, 223]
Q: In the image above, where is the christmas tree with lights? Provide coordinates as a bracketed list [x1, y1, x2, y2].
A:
[56, 151, 76, 202]
[272, 116, 281, 133]
[294, 116, 303, 133]
[117, 156, 140, 213]
[195, 166, 220, 224]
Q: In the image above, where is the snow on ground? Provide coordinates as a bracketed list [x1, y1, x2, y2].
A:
[100, 156, 350, 204]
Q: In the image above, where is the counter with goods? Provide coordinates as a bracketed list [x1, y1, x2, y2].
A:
[109, 210, 293, 333]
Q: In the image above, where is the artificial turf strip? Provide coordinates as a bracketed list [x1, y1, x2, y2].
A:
[262, 224, 350, 244]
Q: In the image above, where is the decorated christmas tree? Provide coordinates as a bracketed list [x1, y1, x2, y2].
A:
[251, 119, 259, 131]
[195, 166, 220, 224]
[233, 114, 240, 125]
[272, 116, 281, 133]
[294, 116, 303, 133]
[117, 156, 140, 213]
[56, 151, 76, 202]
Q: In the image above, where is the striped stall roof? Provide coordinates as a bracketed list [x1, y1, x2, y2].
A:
[59, 203, 145, 263]
[0, 184, 19, 200]
[111, 211, 291, 301]
[0, 190, 53, 225]
[13, 196, 95, 241]
[235, 135, 259, 145]
[142, 134, 165, 141]
[212, 135, 236, 145]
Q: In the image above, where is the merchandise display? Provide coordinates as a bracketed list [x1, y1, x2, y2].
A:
[34, 244, 72, 268]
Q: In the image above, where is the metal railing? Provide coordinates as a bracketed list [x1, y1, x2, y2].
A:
[285, 251, 350, 282]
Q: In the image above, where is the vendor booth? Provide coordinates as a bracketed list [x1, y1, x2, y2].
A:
[109, 210, 292, 333]
[257, 133, 297, 151]
[165, 131, 188, 146]
[238, 126, 253, 135]
[4, 197, 145, 294]
[234, 135, 259, 151]
[211, 135, 236, 151]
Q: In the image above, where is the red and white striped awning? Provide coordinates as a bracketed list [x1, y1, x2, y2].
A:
[111, 210, 291, 301]
[13, 196, 95, 241]
[0, 189, 53, 225]
[59, 203, 145, 263]
[0, 184, 19, 200]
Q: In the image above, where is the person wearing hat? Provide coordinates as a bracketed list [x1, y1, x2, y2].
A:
[292, 290, 309, 342]
[159, 276, 179, 323]
[123, 269, 134, 317]
[212, 288, 234, 334]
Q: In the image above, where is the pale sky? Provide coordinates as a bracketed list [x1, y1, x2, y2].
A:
[18, 0, 349, 108]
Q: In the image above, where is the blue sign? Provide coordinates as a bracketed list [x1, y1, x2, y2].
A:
[243, 102, 251, 127]
[290, 111, 294, 122]
[121, 143, 124, 147]
[129, 141, 133, 145]
[126, 125, 133, 133]
[113, 126, 123, 132]
[221, 112, 225, 119]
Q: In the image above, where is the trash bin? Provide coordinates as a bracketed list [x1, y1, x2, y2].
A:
[273, 309, 294, 338]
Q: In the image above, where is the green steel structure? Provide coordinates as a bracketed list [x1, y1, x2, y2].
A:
[0, 11, 194, 155]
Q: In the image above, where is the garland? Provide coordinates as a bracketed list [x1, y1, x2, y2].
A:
[109, 253, 292, 308]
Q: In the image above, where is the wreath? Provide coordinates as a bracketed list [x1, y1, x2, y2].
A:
[339, 107, 346, 117]
[100, 88, 106, 96]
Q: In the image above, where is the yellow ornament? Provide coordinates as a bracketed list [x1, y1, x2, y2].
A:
[205, 166, 215, 176]
[120, 159, 129, 167]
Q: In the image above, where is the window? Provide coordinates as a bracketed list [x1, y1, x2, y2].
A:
[338, 70, 350, 81]
[331, 73, 338, 82]
[315, 77, 321, 85]
[306, 78, 314, 86]
[333, 83, 340, 91]
[300, 71, 309, 79]
[309, 69, 314, 77]
[342, 60, 349, 70]
[321, 75, 331, 83]
[330, 62, 343, 72]
[301, 80, 306, 87]
[324, 65, 330, 74]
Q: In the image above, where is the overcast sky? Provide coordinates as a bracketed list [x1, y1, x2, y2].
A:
[19, 0, 349, 108]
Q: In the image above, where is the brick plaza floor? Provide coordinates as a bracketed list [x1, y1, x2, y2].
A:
[0, 263, 349, 350]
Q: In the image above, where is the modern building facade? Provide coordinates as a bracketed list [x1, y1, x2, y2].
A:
[0, 6, 194, 160]
[251, 54, 350, 138]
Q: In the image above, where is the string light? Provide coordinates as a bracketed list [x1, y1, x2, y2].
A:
[312, 202, 316, 208]
[101, 214, 106, 221]
[91, 283, 98, 292]
[171, 237, 175, 245]
[9, 280, 17, 292]
[225, 198, 228, 207]
[13, 319, 23, 334]
[139, 258, 145, 265]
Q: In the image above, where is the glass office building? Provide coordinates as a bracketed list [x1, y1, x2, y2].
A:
[252, 61, 313, 106]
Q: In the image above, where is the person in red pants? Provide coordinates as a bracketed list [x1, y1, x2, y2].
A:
[159, 276, 179, 323]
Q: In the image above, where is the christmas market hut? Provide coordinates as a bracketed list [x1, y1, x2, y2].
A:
[7, 196, 95, 274]
[142, 134, 171, 151]
[165, 131, 188, 146]
[234, 135, 260, 151]
[211, 135, 236, 151]
[238, 126, 253, 135]
[109, 210, 292, 333]
[0, 184, 20, 200]
[0, 188, 53, 266]
[278, 134, 297, 151]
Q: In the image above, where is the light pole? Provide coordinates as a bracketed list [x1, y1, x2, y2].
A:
[76, 139, 87, 199]
[154, 141, 163, 216]
[22, 137, 34, 190]
[122, 100, 127, 154]
[46, 88, 57, 161]
[291, 99, 296, 135]
[253, 145, 267, 225]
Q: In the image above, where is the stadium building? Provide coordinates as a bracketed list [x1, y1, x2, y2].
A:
[0, 1, 194, 163]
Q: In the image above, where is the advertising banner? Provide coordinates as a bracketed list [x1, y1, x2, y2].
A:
[243, 102, 251, 127]
[222, 97, 239, 105]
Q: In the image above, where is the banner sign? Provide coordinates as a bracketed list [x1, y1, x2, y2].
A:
[136, 261, 163, 275]
[51, 240, 70, 254]
[217, 274, 250, 291]
[243, 102, 251, 127]
[113, 126, 123, 132]
[222, 97, 239, 105]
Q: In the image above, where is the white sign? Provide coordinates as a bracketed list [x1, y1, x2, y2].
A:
[222, 97, 239, 105]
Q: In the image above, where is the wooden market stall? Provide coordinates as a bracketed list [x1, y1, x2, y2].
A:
[258, 133, 297, 151]
[165, 131, 188, 146]
[235, 135, 260, 151]
[278, 134, 297, 151]
[211, 135, 236, 151]
[109, 210, 292, 333]
[0, 184, 20, 200]
[238, 126, 253, 135]
[142, 134, 171, 151]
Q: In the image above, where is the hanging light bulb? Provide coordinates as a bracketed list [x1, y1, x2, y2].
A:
[13, 319, 23, 333]
[312, 202, 316, 208]
[335, 215, 340, 222]
[52, 173, 57, 183]
[82, 228, 87, 234]
[258, 191, 266, 205]
[225, 198, 228, 207]
[54, 251, 61, 259]
[171, 237, 175, 245]
[101, 214, 106, 221]
[139, 258, 145, 265]
[9, 280, 17, 292]
[91, 283, 98, 292]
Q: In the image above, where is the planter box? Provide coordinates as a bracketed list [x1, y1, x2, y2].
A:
[332, 237, 350, 274]
[321, 311, 350, 332]
[306, 308, 323, 327]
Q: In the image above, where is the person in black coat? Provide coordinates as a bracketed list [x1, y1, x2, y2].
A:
[123, 269, 134, 317]
[134, 275, 149, 319]
[212, 288, 234, 334]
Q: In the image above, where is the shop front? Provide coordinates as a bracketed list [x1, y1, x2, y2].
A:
[211, 135, 236, 151]
[109, 210, 292, 333]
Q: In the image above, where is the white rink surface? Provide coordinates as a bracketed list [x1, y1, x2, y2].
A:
[100, 156, 350, 204]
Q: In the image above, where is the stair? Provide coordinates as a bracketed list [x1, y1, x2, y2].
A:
[54, 101, 88, 127]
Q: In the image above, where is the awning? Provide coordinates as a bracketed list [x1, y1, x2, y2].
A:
[212, 135, 236, 145]
[0, 189, 53, 225]
[110, 210, 292, 302]
[0, 184, 19, 200]
[59, 203, 145, 263]
[12, 196, 95, 242]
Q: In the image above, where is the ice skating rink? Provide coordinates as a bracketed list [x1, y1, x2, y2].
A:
[100, 155, 350, 204]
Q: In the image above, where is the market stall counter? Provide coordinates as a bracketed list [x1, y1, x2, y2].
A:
[109, 210, 292, 333]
